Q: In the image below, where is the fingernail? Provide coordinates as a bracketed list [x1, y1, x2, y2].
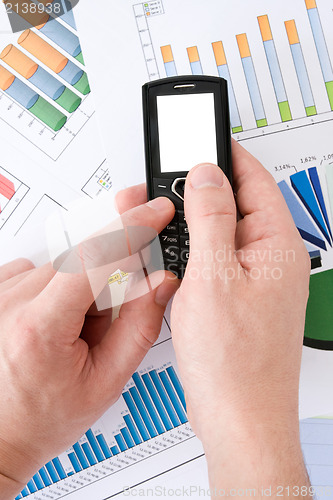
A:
[190, 163, 224, 189]
[147, 197, 174, 211]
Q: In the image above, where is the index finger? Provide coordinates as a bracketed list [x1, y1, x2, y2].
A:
[115, 183, 147, 214]
[29, 197, 175, 339]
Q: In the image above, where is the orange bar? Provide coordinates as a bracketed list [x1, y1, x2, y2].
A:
[18, 30, 68, 74]
[285, 20, 300, 45]
[258, 15, 273, 42]
[37, 0, 55, 5]
[212, 41, 227, 66]
[236, 34, 251, 59]
[0, 45, 38, 79]
[0, 65, 15, 91]
[187, 46, 200, 63]
[161, 45, 174, 63]
[3, 0, 48, 30]
[305, 0, 317, 9]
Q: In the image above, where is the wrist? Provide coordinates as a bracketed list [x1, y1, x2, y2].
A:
[203, 416, 310, 497]
[0, 472, 25, 500]
[0, 436, 41, 496]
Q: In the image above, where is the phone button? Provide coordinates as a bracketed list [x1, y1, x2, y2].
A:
[162, 245, 179, 262]
[176, 210, 186, 222]
[160, 234, 179, 246]
[180, 236, 190, 248]
[179, 223, 189, 235]
[180, 249, 190, 263]
[163, 222, 179, 234]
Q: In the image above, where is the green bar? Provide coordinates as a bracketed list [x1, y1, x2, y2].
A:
[304, 269, 333, 342]
[232, 126, 243, 134]
[306, 105, 317, 117]
[75, 52, 85, 65]
[55, 87, 81, 113]
[73, 73, 90, 95]
[278, 101, 292, 122]
[256, 118, 268, 128]
[29, 96, 67, 131]
[325, 81, 333, 111]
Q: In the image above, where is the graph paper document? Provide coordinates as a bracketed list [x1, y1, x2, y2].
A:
[2, 1, 333, 498]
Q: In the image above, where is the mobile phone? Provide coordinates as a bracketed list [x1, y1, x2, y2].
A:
[143, 75, 232, 278]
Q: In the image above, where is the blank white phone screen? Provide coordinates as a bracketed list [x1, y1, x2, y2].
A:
[157, 93, 218, 173]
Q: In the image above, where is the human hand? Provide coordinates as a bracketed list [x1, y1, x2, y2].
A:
[0, 198, 179, 499]
[116, 140, 311, 495]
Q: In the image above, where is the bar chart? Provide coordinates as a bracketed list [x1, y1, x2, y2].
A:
[305, 0, 333, 110]
[0, 0, 93, 159]
[212, 41, 243, 134]
[285, 20, 317, 117]
[258, 15, 292, 122]
[161, 44, 177, 76]
[236, 33, 268, 128]
[15, 362, 191, 499]
[135, 0, 333, 140]
[0, 167, 29, 231]
[187, 46, 203, 75]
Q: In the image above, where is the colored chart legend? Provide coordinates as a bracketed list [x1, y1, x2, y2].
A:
[143, 1, 164, 17]
[187, 46, 203, 75]
[81, 162, 112, 198]
[285, 20, 317, 117]
[161, 44, 177, 76]
[212, 41, 243, 134]
[236, 33, 268, 128]
[258, 15, 292, 122]
[305, 0, 333, 110]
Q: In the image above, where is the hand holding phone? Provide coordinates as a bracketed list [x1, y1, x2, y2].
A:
[143, 76, 232, 278]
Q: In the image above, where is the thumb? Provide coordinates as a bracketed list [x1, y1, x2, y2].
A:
[184, 163, 237, 269]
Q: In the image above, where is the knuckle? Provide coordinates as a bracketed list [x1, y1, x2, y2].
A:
[15, 258, 35, 272]
[0, 291, 14, 313]
[133, 322, 158, 352]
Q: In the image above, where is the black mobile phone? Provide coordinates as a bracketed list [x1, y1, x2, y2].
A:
[143, 75, 232, 278]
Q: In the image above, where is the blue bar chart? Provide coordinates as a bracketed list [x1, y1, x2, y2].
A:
[161, 45, 177, 76]
[0, 45, 81, 113]
[212, 41, 243, 134]
[236, 33, 268, 128]
[139, 0, 333, 140]
[258, 15, 292, 122]
[16, 363, 188, 498]
[305, 0, 333, 110]
[187, 46, 203, 75]
[285, 20, 317, 117]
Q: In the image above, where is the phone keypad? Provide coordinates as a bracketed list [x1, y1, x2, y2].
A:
[160, 210, 189, 279]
